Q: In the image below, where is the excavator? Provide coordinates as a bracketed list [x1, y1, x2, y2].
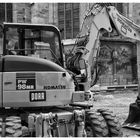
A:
[0, 3, 138, 137]
[0, 12, 122, 137]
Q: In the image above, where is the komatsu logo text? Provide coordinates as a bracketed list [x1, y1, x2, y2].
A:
[44, 85, 66, 90]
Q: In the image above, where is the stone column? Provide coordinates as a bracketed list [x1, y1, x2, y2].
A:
[12, 3, 31, 23]
[137, 41, 140, 98]
[48, 3, 58, 26]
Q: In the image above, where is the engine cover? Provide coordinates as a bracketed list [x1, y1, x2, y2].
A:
[1, 55, 75, 107]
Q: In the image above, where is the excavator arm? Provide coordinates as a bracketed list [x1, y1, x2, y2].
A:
[67, 4, 112, 90]
[67, 3, 140, 93]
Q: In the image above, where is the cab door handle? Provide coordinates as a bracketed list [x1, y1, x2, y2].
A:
[4, 82, 12, 85]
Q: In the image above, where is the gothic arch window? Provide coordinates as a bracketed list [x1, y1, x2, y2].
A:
[0, 3, 13, 23]
[58, 3, 80, 39]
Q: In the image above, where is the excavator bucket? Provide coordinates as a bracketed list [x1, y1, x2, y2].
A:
[123, 102, 140, 130]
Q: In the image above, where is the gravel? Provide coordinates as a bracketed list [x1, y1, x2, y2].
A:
[91, 90, 138, 124]
[90, 90, 140, 136]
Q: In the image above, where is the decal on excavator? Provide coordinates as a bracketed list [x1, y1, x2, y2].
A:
[44, 85, 66, 90]
[117, 14, 132, 34]
[16, 73, 36, 90]
[30, 91, 46, 102]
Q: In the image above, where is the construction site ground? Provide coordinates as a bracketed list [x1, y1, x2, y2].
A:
[90, 89, 140, 137]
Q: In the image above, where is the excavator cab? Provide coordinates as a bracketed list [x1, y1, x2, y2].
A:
[2, 22, 64, 66]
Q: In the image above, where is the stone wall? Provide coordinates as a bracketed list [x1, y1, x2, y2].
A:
[48, 3, 58, 26]
[132, 3, 140, 25]
[122, 3, 140, 26]
[13, 3, 58, 25]
[12, 3, 137, 25]
[98, 41, 137, 86]
[13, 3, 31, 23]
